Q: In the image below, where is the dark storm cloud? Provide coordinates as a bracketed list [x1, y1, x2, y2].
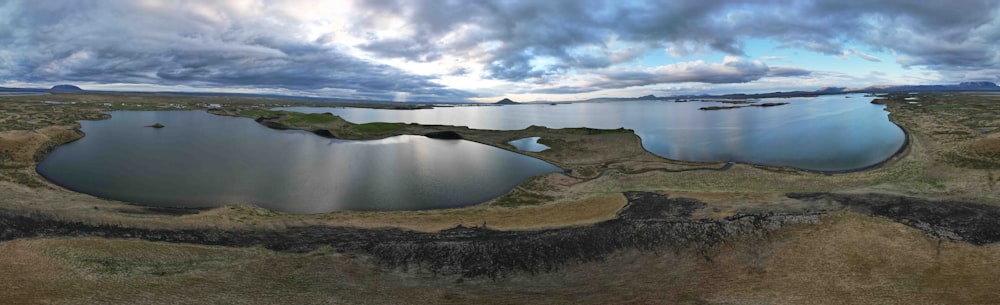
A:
[2, 0, 999, 97]
[0, 1, 473, 101]
[767, 66, 813, 78]
[530, 86, 602, 94]
[354, 0, 1000, 83]
[587, 57, 772, 89]
[354, 0, 729, 80]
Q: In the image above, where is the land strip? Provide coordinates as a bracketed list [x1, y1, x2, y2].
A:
[3, 191, 1000, 280]
[208, 107, 728, 179]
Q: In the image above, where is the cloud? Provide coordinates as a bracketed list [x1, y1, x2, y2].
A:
[530, 86, 602, 94]
[838, 48, 882, 62]
[767, 66, 813, 77]
[350, 0, 744, 81]
[0, 1, 473, 101]
[852, 50, 883, 62]
[2, 0, 1000, 99]
[349, 0, 1000, 84]
[583, 57, 771, 90]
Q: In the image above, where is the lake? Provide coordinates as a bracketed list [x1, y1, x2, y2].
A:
[282, 95, 906, 172]
[508, 137, 550, 152]
[36, 111, 561, 213]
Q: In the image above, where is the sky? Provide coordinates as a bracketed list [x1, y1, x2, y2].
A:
[1, 1, 999, 103]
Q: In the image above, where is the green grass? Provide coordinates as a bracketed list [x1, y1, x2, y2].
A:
[929, 104, 965, 111]
[562, 127, 630, 135]
[355, 122, 405, 133]
[108, 104, 179, 111]
[238, 109, 282, 118]
[945, 153, 1000, 169]
[284, 113, 339, 124]
[494, 191, 555, 207]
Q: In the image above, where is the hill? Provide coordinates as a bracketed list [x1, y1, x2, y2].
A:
[495, 98, 518, 105]
[50, 84, 83, 92]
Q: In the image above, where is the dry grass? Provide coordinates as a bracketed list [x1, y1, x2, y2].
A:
[243, 193, 627, 232]
[701, 212, 1000, 304]
[0, 176, 626, 233]
[0, 126, 82, 162]
[969, 138, 1000, 155]
[6, 212, 1000, 304]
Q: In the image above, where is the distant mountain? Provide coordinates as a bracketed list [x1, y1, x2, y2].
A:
[958, 81, 1000, 89]
[583, 94, 674, 102]
[816, 87, 847, 94]
[843, 82, 999, 93]
[50, 84, 83, 92]
[495, 98, 518, 105]
[605, 82, 1000, 103]
[0, 81, 995, 105]
[0, 87, 46, 93]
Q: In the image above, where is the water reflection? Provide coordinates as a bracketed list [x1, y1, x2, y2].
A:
[37, 111, 561, 213]
[508, 137, 550, 152]
[282, 95, 905, 171]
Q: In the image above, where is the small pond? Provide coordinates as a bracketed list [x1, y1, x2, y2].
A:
[508, 137, 550, 152]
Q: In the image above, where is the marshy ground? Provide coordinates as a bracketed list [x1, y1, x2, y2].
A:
[1, 92, 1000, 304]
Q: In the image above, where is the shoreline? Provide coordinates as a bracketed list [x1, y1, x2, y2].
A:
[230, 103, 912, 175]
[27, 101, 913, 214]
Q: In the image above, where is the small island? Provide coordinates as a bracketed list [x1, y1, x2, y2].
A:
[145, 123, 165, 128]
[495, 98, 519, 105]
[753, 102, 789, 107]
[700, 102, 789, 111]
[699, 105, 745, 111]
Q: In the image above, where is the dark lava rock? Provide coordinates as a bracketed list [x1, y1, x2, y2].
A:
[4, 192, 980, 278]
[50, 84, 83, 92]
[0, 192, 821, 278]
[789, 192, 1000, 245]
[254, 117, 290, 130]
[424, 131, 463, 139]
[619, 192, 705, 220]
[312, 129, 335, 138]
[115, 206, 205, 216]
[145, 123, 165, 128]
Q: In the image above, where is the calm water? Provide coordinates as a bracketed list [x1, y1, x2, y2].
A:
[37, 111, 560, 213]
[508, 137, 550, 152]
[283, 95, 905, 171]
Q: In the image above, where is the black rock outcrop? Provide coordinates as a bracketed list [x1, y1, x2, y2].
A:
[0, 192, 821, 278]
[424, 131, 463, 139]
